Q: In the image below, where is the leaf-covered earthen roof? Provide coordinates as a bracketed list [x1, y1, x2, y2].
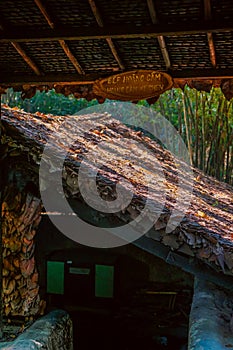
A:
[1, 105, 233, 277]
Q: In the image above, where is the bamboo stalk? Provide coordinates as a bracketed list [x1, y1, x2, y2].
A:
[221, 101, 232, 181]
[182, 91, 193, 166]
[194, 90, 199, 168]
[205, 95, 223, 174]
[200, 93, 206, 171]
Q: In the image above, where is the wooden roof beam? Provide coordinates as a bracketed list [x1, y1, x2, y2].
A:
[1, 21, 233, 42]
[207, 32, 216, 68]
[1, 69, 233, 86]
[88, 0, 104, 27]
[11, 42, 41, 75]
[59, 41, 85, 74]
[88, 0, 125, 70]
[204, 0, 212, 20]
[34, 0, 55, 29]
[0, 22, 41, 75]
[34, 0, 85, 74]
[147, 0, 171, 69]
[58, 40, 85, 75]
[157, 36, 171, 70]
[204, 0, 217, 68]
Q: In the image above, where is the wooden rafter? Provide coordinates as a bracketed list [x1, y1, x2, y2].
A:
[207, 32, 216, 68]
[105, 38, 124, 70]
[147, 0, 171, 69]
[204, 0, 212, 20]
[0, 22, 41, 75]
[59, 40, 85, 75]
[11, 42, 41, 75]
[88, 0, 104, 27]
[157, 36, 171, 70]
[34, 0, 85, 74]
[34, 0, 55, 29]
[0, 73, 97, 86]
[1, 21, 233, 42]
[147, 0, 158, 24]
[204, 0, 217, 68]
[88, 0, 125, 70]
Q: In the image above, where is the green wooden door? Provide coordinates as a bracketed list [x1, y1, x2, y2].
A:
[95, 264, 114, 298]
[47, 261, 64, 294]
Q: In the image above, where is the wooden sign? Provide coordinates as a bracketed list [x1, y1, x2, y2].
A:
[93, 70, 173, 101]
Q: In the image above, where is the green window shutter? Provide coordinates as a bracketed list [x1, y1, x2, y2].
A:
[47, 261, 64, 294]
[95, 264, 114, 298]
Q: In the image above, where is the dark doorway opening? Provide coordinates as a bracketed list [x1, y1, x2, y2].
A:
[48, 281, 191, 350]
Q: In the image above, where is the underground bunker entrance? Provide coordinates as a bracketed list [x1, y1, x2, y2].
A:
[47, 281, 192, 350]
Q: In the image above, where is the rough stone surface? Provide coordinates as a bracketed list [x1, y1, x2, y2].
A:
[189, 278, 233, 350]
[0, 309, 73, 350]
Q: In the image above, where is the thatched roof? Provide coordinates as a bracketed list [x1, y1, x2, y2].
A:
[1, 1, 233, 100]
[1, 104, 233, 279]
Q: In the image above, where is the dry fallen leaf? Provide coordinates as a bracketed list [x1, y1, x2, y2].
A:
[196, 210, 207, 218]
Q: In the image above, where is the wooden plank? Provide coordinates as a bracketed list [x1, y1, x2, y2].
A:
[1, 21, 233, 42]
[1, 69, 233, 86]
[88, 0, 125, 70]
[11, 42, 41, 75]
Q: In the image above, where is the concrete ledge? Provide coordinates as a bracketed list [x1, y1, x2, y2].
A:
[189, 278, 233, 350]
[0, 309, 73, 350]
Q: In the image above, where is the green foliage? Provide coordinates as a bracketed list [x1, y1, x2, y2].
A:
[151, 87, 233, 184]
[1, 88, 98, 115]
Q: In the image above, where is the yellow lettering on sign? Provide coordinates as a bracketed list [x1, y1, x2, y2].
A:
[94, 70, 173, 101]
